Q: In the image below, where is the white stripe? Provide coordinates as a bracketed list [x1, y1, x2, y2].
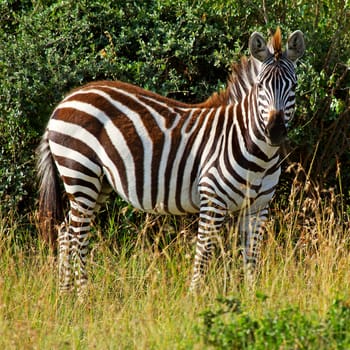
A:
[49, 140, 101, 175]
[70, 202, 95, 216]
[200, 108, 224, 176]
[180, 109, 206, 211]
[64, 183, 98, 200]
[70, 226, 91, 233]
[74, 196, 97, 209]
[165, 111, 202, 211]
[57, 165, 101, 190]
[70, 214, 91, 224]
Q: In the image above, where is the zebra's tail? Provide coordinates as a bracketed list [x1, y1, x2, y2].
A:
[37, 130, 63, 248]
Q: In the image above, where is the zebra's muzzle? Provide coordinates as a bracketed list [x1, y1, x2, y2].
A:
[265, 110, 287, 146]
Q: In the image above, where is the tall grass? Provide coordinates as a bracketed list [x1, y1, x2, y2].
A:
[0, 169, 349, 349]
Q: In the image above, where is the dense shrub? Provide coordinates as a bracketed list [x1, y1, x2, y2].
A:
[198, 297, 350, 349]
[0, 0, 349, 217]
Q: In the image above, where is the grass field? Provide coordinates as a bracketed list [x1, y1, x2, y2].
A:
[1, 178, 350, 349]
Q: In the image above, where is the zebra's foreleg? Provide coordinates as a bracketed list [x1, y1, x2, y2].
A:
[239, 208, 268, 285]
[190, 204, 226, 291]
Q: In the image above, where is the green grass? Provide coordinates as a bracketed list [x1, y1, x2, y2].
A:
[0, 183, 350, 349]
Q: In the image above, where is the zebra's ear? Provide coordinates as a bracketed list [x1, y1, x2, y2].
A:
[249, 32, 270, 62]
[286, 30, 305, 62]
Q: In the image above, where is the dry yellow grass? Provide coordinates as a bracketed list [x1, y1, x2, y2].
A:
[0, 170, 349, 349]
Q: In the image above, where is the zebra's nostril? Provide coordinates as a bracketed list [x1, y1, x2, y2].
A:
[266, 110, 287, 145]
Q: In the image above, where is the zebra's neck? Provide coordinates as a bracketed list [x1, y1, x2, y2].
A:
[200, 57, 260, 108]
[227, 57, 261, 103]
[194, 95, 281, 190]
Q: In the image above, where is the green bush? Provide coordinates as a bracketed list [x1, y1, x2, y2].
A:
[0, 0, 349, 216]
[198, 297, 350, 349]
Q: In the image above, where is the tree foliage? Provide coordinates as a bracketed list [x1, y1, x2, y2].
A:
[0, 0, 349, 215]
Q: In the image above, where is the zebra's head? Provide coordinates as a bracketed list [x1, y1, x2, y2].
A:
[249, 28, 305, 146]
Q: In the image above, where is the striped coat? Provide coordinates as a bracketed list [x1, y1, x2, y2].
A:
[37, 28, 305, 294]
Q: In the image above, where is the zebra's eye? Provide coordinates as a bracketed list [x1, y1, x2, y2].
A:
[257, 82, 264, 89]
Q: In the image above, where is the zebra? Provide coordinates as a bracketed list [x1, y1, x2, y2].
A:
[37, 28, 305, 295]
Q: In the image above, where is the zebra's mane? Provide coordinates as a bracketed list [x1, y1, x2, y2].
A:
[203, 56, 260, 107]
[226, 56, 260, 103]
[203, 28, 283, 107]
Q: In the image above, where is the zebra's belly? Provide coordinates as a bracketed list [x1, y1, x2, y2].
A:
[107, 164, 280, 217]
[112, 178, 276, 216]
[122, 195, 200, 215]
[148, 200, 200, 215]
[111, 180, 201, 215]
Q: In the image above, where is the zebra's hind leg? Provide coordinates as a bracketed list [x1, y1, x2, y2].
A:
[239, 208, 268, 286]
[58, 219, 74, 293]
[58, 180, 112, 298]
[58, 202, 94, 298]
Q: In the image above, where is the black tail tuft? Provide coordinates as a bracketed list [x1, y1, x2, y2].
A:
[36, 131, 63, 249]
